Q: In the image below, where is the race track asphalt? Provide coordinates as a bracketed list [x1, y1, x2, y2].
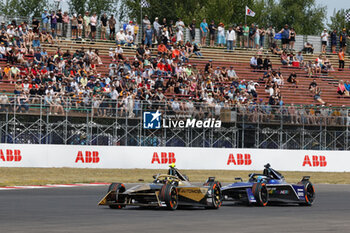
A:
[1, 184, 350, 233]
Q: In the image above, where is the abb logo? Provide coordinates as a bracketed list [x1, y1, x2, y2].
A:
[151, 152, 176, 164]
[302, 155, 327, 167]
[227, 153, 252, 165]
[0, 149, 22, 162]
[75, 151, 100, 163]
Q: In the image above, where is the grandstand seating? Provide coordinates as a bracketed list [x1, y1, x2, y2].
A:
[1, 39, 350, 106]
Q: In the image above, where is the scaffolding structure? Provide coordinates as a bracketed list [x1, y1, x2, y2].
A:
[0, 99, 349, 150]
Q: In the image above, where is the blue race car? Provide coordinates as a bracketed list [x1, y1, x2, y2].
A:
[221, 163, 315, 206]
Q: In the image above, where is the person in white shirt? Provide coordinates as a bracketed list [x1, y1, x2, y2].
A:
[321, 29, 329, 54]
[125, 21, 134, 37]
[116, 29, 126, 45]
[226, 26, 236, 51]
[250, 56, 257, 69]
[176, 28, 183, 43]
[175, 18, 185, 32]
[126, 31, 134, 46]
[227, 66, 238, 81]
[115, 45, 124, 60]
[90, 12, 98, 40]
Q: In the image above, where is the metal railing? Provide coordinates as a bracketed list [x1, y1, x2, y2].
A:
[0, 95, 349, 150]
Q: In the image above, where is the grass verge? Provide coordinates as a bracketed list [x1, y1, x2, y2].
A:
[0, 168, 349, 186]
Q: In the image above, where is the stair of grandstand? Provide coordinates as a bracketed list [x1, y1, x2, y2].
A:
[0, 39, 349, 106]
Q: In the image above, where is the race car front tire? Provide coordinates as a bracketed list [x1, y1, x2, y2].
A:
[160, 183, 178, 210]
[108, 183, 126, 209]
[205, 181, 223, 209]
[299, 181, 315, 206]
[252, 182, 269, 206]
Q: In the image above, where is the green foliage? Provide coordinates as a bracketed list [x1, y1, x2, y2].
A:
[68, 0, 119, 16]
[328, 9, 350, 33]
[0, 0, 48, 17]
[121, 0, 326, 35]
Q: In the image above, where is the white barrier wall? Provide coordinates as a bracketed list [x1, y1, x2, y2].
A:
[0, 144, 348, 172]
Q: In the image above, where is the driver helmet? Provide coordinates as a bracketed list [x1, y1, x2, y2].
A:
[256, 176, 264, 183]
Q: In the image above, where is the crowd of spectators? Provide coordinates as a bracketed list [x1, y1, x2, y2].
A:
[0, 10, 348, 125]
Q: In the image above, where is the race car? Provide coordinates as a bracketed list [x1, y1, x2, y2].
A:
[221, 163, 315, 206]
[98, 165, 222, 210]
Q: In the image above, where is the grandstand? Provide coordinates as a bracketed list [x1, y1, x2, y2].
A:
[0, 21, 349, 150]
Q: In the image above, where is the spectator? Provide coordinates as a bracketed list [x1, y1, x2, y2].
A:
[309, 79, 318, 93]
[126, 21, 135, 39]
[330, 29, 337, 54]
[62, 11, 69, 38]
[109, 15, 116, 40]
[279, 24, 290, 50]
[248, 23, 256, 48]
[50, 10, 58, 34]
[217, 23, 225, 47]
[116, 29, 126, 45]
[257, 55, 263, 69]
[83, 11, 90, 39]
[100, 13, 108, 40]
[287, 71, 298, 88]
[266, 25, 275, 48]
[90, 12, 98, 41]
[126, 31, 134, 47]
[188, 19, 196, 43]
[254, 25, 260, 49]
[227, 66, 238, 81]
[339, 28, 349, 50]
[41, 9, 50, 31]
[71, 14, 78, 39]
[250, 55, 257, 69]
[338, 48, 345, 71]
[236, 24, 244, 48]
[263, 55, 272, 70]
[142, 15, 151, 33]
[259, 26, 265, 49]
[337, 80, 349, 96]
[175, 18, 185, 33]
[144, 25, 153, 47]
[226, 26, 236, 52]
[289, 28, 296, 50]
[77, 14, 83, 39]
[200, 19, 208, 46]
[153, 17, 161, 43]
[208, 20, 216, 47]
[321, 29, 329, 54]
[302, 42, 314, 54]
[56, 9, 63, 36]
[313, 86, 326, 105]
[176, 28, 183, 43]
[296, 51, 304, 67]
[270, 41, 282, 55]
[280, 51, 288, 65]
[243, 23, 249, 48]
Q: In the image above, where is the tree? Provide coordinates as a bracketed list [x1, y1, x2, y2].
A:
[0, 0, 48, 17]
[68, 0, 119, 16]
[328, 9, 350, 33]
[17, 0, 49, 17]
[68, 0, 87, 16]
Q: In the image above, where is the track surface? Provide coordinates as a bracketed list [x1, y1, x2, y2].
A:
[1, 184, 350, 233]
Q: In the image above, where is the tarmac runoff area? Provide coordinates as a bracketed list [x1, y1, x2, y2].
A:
[1, 184, 350, 233]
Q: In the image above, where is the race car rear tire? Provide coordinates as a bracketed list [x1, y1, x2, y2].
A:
[252, 182, 269, 206]
[205, 181, 223, 209]
[108, 183, 126, 209]
[160, 183, 178, 210]
[299, 181, 315, 206]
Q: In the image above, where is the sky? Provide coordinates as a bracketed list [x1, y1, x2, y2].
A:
[316, 0, 350, 24]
